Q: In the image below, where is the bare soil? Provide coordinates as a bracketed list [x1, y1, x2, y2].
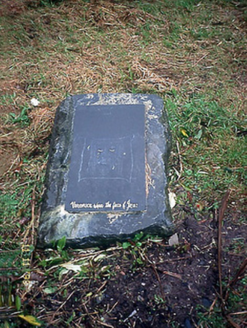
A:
[17, 208, 245, 328]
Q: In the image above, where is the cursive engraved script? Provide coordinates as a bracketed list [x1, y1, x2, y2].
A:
[70, 199, 139, 211]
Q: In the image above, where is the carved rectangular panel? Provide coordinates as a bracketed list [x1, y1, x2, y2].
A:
[65, 104, 146, 212]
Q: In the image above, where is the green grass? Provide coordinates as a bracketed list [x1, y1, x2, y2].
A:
[166, 92, 247, 204]
[197, 275, 247, 327]
[0, 189, 30, 249]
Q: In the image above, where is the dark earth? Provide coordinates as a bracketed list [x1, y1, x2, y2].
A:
[20, 204, 246, 328]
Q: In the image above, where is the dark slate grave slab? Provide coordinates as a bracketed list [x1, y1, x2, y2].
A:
[38, 94, 173, 248]
[65, 104, 146, 212]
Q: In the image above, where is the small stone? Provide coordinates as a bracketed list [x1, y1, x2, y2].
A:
[184, 318, 192, 328]
[30, 98, 40, 106]
[202, 297, 212, 309]
[168, 233, 179, 246]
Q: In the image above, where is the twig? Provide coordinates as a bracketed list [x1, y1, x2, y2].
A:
[225, 257, 247, 302]
[228, 257, 247, 289]
[192, 53, 208, 67]
[217, 191, 230, 299]
[209, 297, 217, 313]
[96, 320, 114, 328]
[22, 187, 36, 246]
[155, 255, 192, 264]
[95, 280, 108, 294]
[108, 300, 119, 314]
[226, 315, 241, 328]
[148, 260, 166, 301]
[52, 289, 76, 320]
[0, 132, 12, 138]
[123, 310, 137, 323]
[175, 141, 183, 181]
[162, 270, 182, 280]
[31, 188, 36, 246]
[229, 311, 247, 316]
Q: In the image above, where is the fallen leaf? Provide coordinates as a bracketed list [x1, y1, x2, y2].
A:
[22, 280, 36, 291]
[15, 295, 22, 311]
[60, 262, 82, 272]
[18, 315, 41, 326]
[180, 128, 189, 137]
[195, 129, 202, 139]
[94, 254, 106, 262]
[43, 287, 58, 294]
[169, 192, 176, 209]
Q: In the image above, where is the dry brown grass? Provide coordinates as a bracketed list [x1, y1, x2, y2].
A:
[0, 0, 246, 241]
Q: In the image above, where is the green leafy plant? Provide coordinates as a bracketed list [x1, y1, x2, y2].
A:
[197, 304, 226, 328]
[8, 106, 30, 126]
[121, 232, 145, 249]
[39, 237, 68, 268]
[40, 0, 63, 7]
[154, 294, 166, 305]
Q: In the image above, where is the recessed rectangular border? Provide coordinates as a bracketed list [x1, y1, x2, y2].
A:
[65, 104, 146, 212]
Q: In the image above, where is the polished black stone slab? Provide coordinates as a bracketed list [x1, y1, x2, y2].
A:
[65, 104, 146, 212]
[38, 93, 173, 248]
